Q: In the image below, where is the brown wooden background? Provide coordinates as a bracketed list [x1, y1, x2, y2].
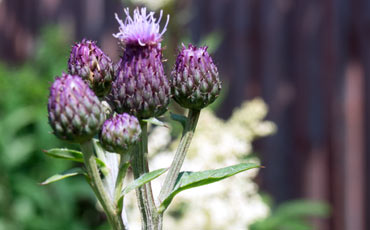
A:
[1, 0, 369, 229]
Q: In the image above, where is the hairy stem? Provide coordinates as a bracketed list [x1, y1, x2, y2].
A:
[81, 140, 125, 230]
[132, 122, 161, 230]
[158, 109, 200, 206]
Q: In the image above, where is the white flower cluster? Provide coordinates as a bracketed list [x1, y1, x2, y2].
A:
[125, 98, 276, 230]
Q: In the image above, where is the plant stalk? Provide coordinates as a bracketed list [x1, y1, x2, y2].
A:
[158, 109, 200, 209]
[80, 140, 125, 230]
[132, 122, 161, 230]
[115, 154, 130, 204]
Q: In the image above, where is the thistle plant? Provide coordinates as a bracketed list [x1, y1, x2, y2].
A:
[42, 7, 262, 230]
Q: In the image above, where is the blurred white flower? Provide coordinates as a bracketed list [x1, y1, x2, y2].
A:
[126, 98, 276, 229]
[148, 126, 172, 154]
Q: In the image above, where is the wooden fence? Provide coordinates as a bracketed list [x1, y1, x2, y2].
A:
[1, 0, 369, 229]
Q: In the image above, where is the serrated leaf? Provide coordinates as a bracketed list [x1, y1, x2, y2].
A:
[40, 168, 86, 185]
[159, 163, 260, 212]
[170, 113, 187, 128]
[143, 117, 168, 128]
[43, 148, 107, 168]
[121, 168, 168, 196]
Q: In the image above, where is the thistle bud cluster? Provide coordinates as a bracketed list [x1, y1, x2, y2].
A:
[47, 7, 221, 153]
[45, 7, 225, 230]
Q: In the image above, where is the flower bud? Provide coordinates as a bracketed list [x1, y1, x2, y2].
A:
[48, 73, 105, 143]
[68, 39, 114, 97]
[100, 113, 141, 154]
[109, 8, 171, 119]
[171, 44, 222, 110]
[110, 46, 170, 119]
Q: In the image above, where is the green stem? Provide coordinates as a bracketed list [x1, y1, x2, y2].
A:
[132, 122, 161, 230]
[114, 154, 130, 211]
[80, 140, 125, 230]
[158, 109, 201, 207]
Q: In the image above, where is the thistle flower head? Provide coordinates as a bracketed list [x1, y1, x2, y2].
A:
[171, 44, 222, 110]
[109, 8, 171, 119]
[48, 73, 105, 143]
[68, 39, 114, 97]
[100, 113, 141, 154]
[109, 46, 171, 119]
[113, 7, 169, 46]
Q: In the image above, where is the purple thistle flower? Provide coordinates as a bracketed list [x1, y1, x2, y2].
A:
[171, 44, 222, 110]
[48, 73, 105, 143]
[100, 113, 141, 154]
[113, 8, 169, 46]
[68, 39, 114, 97]
[109, 8, 171, 119]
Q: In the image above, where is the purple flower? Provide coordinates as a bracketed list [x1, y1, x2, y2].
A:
[171, 44, 221, 110]
[48, 73, 104, 143]
[109, 7, 171, 119]
[68, 39, 114, 97]
[100, 113, 141, 154]
[113, 7, 169, 46]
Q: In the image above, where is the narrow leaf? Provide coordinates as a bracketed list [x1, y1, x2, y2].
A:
[121, 168, 168, 196]
[159, 163, 260, 212]
[43, 148, 106, 168]
[40, 168, 86, 185]
[170, 113, 187, 128]
[43, 148, 84, 162]
[143, 117, 168, 128]
[91, 139, 110, 176]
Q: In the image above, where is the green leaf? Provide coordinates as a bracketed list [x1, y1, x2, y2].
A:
[121, 168, 168, 196]
[43, 148, 106, 168]
[250, 200, 330, 230]
[159, 163, 260, 213]
[1, 107, 36, 139]
[91, 139, 110, 176]
[275, 200, 330, 218]
[40, 168, 86, 185]
[143, 117, 168, 128]
[43, 148, 84, 162]
[170, 113, 187, 128]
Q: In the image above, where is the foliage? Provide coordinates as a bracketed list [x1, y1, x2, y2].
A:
[250, 200, 330, 230]
[159, 163, 260, 213]
[121, 168, 168, 196]
[0, 26, 103, 229]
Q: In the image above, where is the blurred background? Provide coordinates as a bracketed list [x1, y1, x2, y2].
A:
[0, 0, 368, 229]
